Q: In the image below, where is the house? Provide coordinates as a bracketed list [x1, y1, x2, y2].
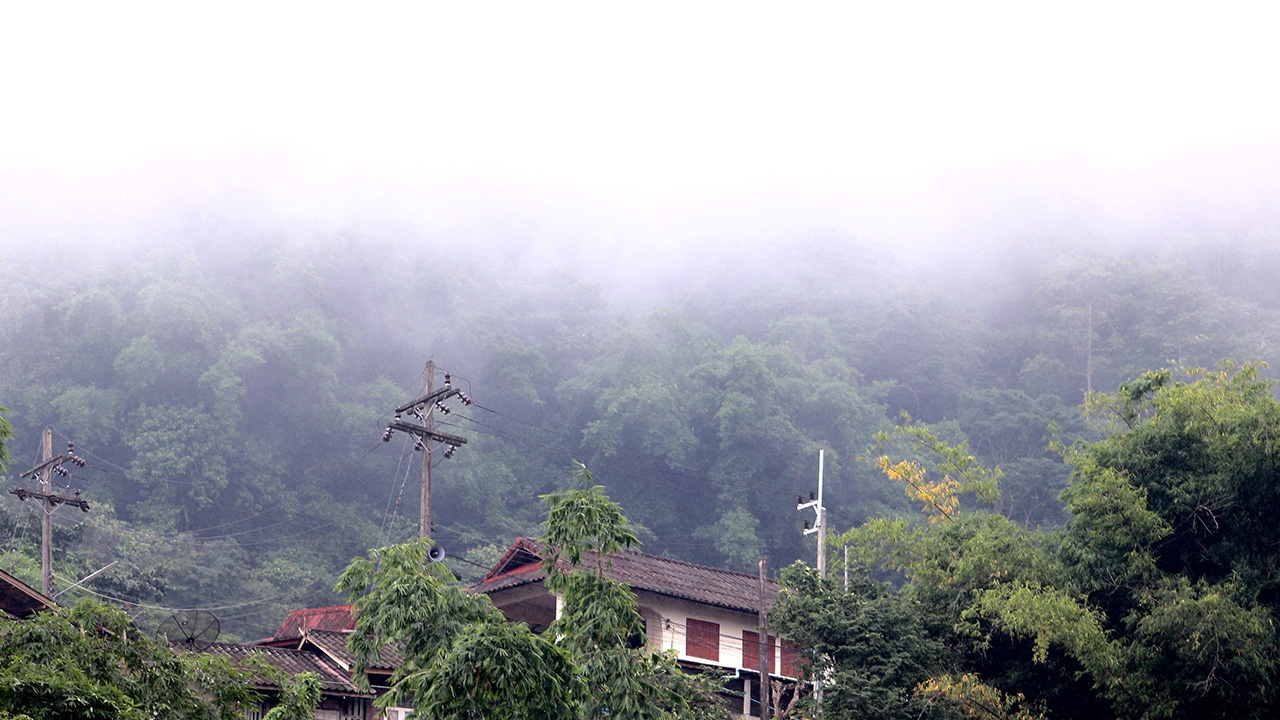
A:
[248, 605, 413, 720]
[471, 537, 802, 718]
[245, 539, 804, 718]
[0, 567, 54, 619]
[205, 641, 378, 720]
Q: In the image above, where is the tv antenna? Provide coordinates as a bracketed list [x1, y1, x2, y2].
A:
[157, 610, 221, 651]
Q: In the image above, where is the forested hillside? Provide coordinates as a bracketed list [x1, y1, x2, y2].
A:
[1, 232, 1277, 640]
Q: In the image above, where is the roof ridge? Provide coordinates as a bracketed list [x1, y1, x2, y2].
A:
[610, 548, 780, 584]
[477, 536, 542, 584]
[485, 538, 778, 585]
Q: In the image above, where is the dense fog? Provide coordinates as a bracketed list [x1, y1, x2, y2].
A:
[3, 197, 1279, 639]
[3, 4, 1280, 643]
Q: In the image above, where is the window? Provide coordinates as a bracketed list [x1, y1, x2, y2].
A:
[340, 698, 367, 719]
[685, 618, 720, 661]
[244, 708, 263, 720]
[742, 630, 775, 674]
[628, 617, 647, 649]
[780, 639, 802, 678]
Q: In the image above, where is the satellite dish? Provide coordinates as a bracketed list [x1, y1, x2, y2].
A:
[157, 610, 220, 651]
[427, 545, 446, 563]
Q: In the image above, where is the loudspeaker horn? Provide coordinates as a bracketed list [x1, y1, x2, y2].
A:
[427, 545, 446, 563]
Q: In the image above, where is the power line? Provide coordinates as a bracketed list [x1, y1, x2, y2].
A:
[463, 403, 831, 503]
[454, 407, 871, 528]
[377, 433, 416, 548]
[377, 363, 472, 540]
[96, 440, 393, 543]
[90, 435, 392, 537]
[57, 579, 298, 613]
[441, 415, 794, 507]
[97, 440, 424, 545]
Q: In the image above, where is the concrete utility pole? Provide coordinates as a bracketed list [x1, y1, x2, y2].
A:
[420, 360, 435, 539]
[844, 545, 849, 592]
[796, 449, 827, 713]
[381, 361, 470, 539]
[40, 429, 52, 595]
[798, 449, 826, 577]
[817, 450, 826, 578]
[10, 428, 90, 597]
[758, 557, 772, 720]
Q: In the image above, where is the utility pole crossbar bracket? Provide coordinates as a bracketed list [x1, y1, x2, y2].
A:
[798, 449, 827, 577]
[19, 454, 71, 480]
[9, 487, 90, 512]
[15, 431, 91, 596]
[394, 388, 460, 415]
[383, 362, 474, 539]
[797, 497, 820, 534]
[386, 421, 468, 447]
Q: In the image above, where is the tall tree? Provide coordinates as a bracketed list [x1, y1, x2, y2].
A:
[771, 563, 946, 720]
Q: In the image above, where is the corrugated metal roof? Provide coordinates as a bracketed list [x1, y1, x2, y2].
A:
[471, 538, 779, 615]
[273, 604, 356, 639]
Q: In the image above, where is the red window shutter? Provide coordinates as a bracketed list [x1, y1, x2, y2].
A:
[742, 631, 776, 674]
[780, 639, 802, 678]
[686, 618, 720, 661]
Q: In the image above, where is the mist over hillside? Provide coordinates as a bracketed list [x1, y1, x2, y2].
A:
[4, 1, 1280, 643]
[3, 192, 1279, 640]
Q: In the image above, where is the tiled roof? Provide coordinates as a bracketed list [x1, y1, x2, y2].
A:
[0, 568, 54, 619]
[273, 604, 356, 639]
[301, 628, 403, 672]
[204, 642, 370, 695]
[471, 538, 779, 615]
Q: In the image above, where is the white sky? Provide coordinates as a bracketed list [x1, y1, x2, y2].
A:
[2, 2, 1279, 253]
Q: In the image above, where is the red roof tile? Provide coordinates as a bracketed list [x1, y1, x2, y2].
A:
[471, 538, 779, 615]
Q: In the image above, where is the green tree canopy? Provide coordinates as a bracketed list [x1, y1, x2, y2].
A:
[0, 599, 254, 720]
[784, 363, 1280, 720]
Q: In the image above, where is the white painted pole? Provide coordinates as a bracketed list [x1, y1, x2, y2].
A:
[816, 449, 826, 578]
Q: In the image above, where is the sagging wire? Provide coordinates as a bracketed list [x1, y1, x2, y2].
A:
[378, 432, 416, 548]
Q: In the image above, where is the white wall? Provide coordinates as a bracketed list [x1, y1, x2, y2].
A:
[634, 591, 778, 673]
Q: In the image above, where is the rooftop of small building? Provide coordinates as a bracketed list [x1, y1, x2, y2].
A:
[0, 568, 54, 620]
[272, 603, 357, 640]
[471, 537, 780, 615]
[299, 628, 403, 673]
[204, 641, 371, 696]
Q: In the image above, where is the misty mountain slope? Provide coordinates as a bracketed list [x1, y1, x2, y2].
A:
[1, 234, 1277, 639]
